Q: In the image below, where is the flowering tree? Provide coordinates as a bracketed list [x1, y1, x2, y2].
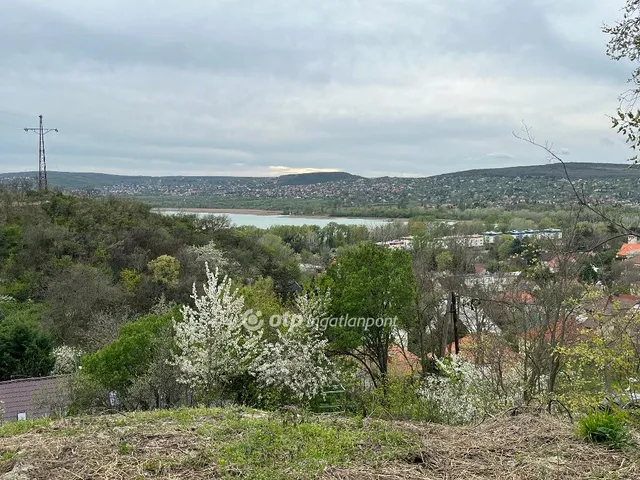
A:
[419, 354, 524, 425]
[187, 241, 229, 271]
[52, 345, 84, 375]
[174, 267, 335, 404]
[248, 290, 334, 401]
[171, 264, 248, 401]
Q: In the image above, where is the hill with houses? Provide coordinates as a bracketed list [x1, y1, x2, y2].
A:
[2, 162, 640, 208]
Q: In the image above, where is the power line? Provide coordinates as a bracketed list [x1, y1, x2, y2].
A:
[24, 115, 58, 192]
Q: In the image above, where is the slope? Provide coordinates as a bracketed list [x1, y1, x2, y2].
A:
[0, 408, 636, 479]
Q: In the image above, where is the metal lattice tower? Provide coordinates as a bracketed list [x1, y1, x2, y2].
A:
[24, 115, 58, 192]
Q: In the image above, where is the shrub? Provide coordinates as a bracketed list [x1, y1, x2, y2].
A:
[80, 309, 182, 410]
[364, 377, 440, 422]
[418, 355, 523, 425]
[0, 315, 54, 381]
[577, 411, 633, 449]
[51, 345, 84, 375]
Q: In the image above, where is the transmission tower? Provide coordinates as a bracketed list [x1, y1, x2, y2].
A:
[24, 115, 58, 192]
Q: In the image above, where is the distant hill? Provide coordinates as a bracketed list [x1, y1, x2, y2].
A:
[276, 171, 361, 186]
[0, 171, 253, 189]
[2, 162, 640, 208]
[1, 163, 634, 188]
[437, 162, 640, 180]
[0, 170, 361, 189]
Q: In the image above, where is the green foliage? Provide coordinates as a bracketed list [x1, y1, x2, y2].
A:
[556, 288, 640, 413]
[435, 250, 453, 272]
[497, 235, 514, 261]
[240, 277, 283, 321]
[45, 264, 128, 345]
[364, 377, 440, 421]
[0, 224, 22, 260]
[577, 411, 633, 450]
[257, 233, 301, 295]
[323, 242, 416, 381]
[2, 272, 37, 302]
[0, 302, 54, 381]
[81, 309, 180, 407]
[147, 255, 180, 286]
[120, 269, 143, 292]
[604, 2, 640, 160]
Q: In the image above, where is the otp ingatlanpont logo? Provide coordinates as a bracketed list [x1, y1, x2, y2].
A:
[242, 309, 263, 331]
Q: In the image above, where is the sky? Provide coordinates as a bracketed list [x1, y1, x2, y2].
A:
[0, 0, 635, 177]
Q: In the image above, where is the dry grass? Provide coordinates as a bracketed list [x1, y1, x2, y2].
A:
[328, 415, 639, 480]
[0, 408, 638, 479]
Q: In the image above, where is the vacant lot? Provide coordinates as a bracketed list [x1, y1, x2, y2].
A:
[0, 408, 637, 479]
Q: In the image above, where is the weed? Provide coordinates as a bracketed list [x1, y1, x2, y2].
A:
[576, 411, 633, 450]
[118, 442, 134, 455]
[0, 418, 51, 436]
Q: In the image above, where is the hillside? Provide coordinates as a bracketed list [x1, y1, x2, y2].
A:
[438, 162, 640, 180]
[276, 171, 361, 186]
[2, 162, 640, 209]
[0, 408, 636, 479]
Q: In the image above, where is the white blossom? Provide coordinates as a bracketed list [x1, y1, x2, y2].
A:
[188, 241, 229, 270]
[171, 263, 247, 395]
[51, 345, 84, 375]
[249, 290, 334, 400]
[173, 267, 335, 402]
[419, 355, 524, 425]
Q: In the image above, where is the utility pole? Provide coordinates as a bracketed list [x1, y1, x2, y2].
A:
[24, 115, 58, 192]
[450, 292, 460, 355]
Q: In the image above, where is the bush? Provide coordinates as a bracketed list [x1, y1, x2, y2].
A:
[418, 355, 523, 425]
[79, 309, 183, 410]
[364, 377, 440, 421]
[577, 411, 633, 449]
[0, 314, 54, 381]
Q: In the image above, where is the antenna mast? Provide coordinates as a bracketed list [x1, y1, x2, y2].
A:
[24, 115, 58, 192]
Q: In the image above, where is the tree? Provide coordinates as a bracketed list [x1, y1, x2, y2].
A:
[257, 233, 301, 296]
[247, 290, 335, 402]
[119, 269, 142, 292]
[171, 265, 248, 402]
[187, 241, 228, 271]
[497, 235, 515, 261]
[52, 345, 84, 375]
[322, 243, 416, 386]
[45, 265, 128, 346]
[0, 315, 54, 381]
[557, 287, 640, 411]
[82, 310, 181, 410]
[408, 239, 449, 373]
[604, 1, 640, 160]
[240, 276, 284, 321]
[435, 251, 454, 272]
[173, 265, 335, 406]
[147, 255, 180, 286]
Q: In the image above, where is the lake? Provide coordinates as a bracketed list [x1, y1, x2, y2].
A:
[156, 209, 393, 228]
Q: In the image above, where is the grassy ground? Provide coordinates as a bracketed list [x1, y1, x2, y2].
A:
[0, 408, 638, 479]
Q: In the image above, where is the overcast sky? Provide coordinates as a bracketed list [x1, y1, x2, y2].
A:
[0, 0, 634, 177]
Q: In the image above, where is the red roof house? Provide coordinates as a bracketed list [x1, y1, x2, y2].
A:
[387, 345, 421, 376]
[617, 243, 640, 259]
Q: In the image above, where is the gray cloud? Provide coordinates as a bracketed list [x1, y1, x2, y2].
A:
[0, 0, 633, 177]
